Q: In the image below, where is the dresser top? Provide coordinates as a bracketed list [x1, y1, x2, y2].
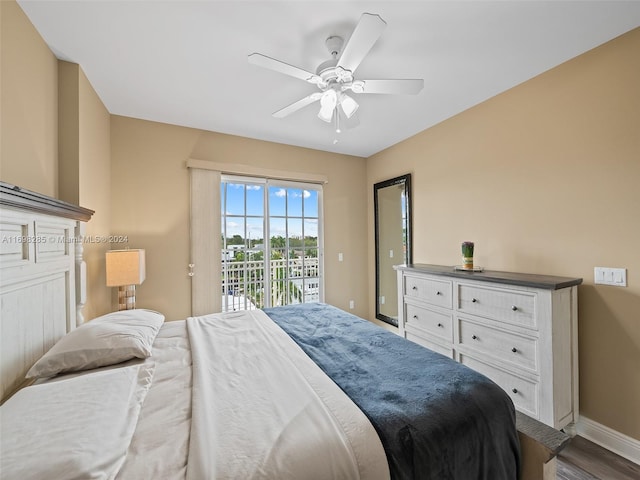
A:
[395, 264, 583, 290]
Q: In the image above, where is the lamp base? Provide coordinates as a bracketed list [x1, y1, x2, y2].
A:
[118, 285, 136, 311]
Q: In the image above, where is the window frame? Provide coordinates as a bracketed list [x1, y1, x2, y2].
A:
[220, 174, 324, 311]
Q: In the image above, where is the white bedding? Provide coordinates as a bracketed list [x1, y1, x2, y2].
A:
[186, 310, 389, 480]
[7, 311, 389, 480]
[1, 363, 154, 480]
[116, 320, 193, 479]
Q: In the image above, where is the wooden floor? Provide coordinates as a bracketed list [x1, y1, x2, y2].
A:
[556, 435, 640, 479]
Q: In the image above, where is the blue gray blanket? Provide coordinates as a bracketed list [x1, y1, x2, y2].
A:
[263, 303, 520, 480]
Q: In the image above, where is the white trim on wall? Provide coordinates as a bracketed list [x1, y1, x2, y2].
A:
[577, 416, 640, 465]
[189, 168, 221, 316]
[186, 159, 328, 185]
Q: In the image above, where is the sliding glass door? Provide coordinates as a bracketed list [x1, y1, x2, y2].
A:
[220, 176, 323, 312]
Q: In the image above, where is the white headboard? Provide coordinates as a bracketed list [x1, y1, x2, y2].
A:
[0, 182, 93, 401]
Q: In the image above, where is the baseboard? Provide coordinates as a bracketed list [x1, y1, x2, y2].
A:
[576, 416, 640, 465]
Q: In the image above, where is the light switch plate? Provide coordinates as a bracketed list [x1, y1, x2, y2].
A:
[594, 267, 627, 287]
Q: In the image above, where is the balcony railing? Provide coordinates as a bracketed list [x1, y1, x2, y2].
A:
[222, 256, 320, 312]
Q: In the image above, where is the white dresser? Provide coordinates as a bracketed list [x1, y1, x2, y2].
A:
[395, 264, 582, 432]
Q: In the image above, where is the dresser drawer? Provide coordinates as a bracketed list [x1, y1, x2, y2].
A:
[405, 303, 452, 342]
[460, 354, 538, 418]
[457, 284, 536, 328]
[458, 318, 537, 372]
[404, 275, 452, 308]
[406, 331, 454, 358]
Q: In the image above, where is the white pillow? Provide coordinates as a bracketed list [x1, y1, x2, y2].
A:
[26, 309, 165, 379]
[1, 364, 155, 480]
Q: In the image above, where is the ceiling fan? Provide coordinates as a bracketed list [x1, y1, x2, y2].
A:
[248, 13, 424, 132]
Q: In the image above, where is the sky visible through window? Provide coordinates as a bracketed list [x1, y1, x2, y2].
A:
[223, 183, 319, 242]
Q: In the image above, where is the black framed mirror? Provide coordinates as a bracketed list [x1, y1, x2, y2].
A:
[374, 174, 412, 326]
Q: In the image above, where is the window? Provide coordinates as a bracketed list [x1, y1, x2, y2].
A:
[221, 176, 323, 311]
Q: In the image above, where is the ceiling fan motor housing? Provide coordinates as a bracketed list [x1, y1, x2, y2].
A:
[325, 35, 344, 57]
[315, 36, 354, 87]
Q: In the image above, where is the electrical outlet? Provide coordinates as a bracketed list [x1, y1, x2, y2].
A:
[349, 300, 355, 309]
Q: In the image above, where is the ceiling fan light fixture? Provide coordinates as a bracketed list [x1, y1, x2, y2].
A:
[339, 93, 359, 118]
[249, 13, 424, 134]
[318, 89, 337, 122]
[318, 107, 334, 123]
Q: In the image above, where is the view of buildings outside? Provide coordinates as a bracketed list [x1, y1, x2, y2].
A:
[221, 181, 321, 311]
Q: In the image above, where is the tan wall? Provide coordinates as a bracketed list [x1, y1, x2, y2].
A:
[58, 61, 80, 204]
[1, 0, 112, 320]
[58, 61, 112, 320]
[78, 67, 111, 320]
[0, 0, 58, 196]
[110, 116, 368, 321]
[367, 28, 640, 440]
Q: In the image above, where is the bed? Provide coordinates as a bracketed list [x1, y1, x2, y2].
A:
[1, 305, 520, 480]
[1, 182, 546, 480]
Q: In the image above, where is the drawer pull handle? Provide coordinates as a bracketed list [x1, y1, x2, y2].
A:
[412, 286, 418, 291]
[511, 305, 518, 311]
[437, 323, 443, 328]
[511, 347, 517, 353]
[472, 335, 478, 340]
[472, 298, 478, 303]
[413, 315, 418, 320]
[512, 388, 518, 394]
[436, 291, 441, 296]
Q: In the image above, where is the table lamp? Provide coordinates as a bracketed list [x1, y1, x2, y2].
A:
[106, 249, 146, 310]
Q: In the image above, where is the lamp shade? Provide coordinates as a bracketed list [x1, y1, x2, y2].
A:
[106, 249, 146, 287]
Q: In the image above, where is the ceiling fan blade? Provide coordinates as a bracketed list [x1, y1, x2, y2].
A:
[248, 53, 320, 84]
[337, 13, 386, 74]
[357, 79, 424, 95]
[272, 93, 322, 118]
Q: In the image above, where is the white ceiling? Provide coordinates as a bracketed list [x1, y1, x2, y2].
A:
[18, 1, 640, 158]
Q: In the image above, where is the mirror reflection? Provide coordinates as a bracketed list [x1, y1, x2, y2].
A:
[374, 174, 411, 326]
